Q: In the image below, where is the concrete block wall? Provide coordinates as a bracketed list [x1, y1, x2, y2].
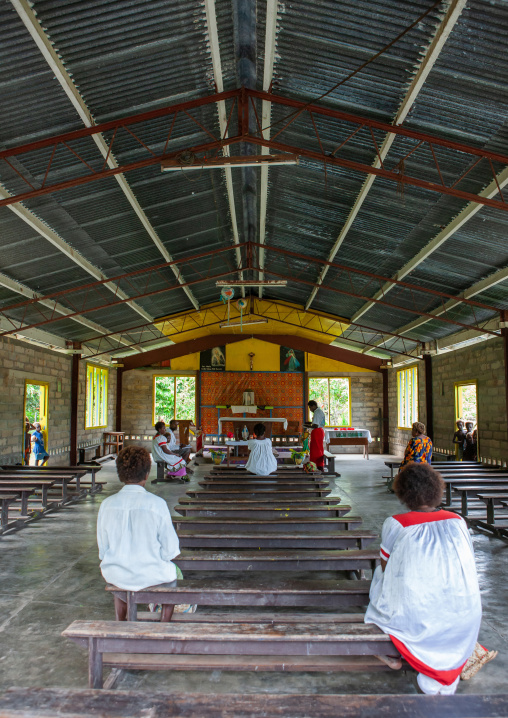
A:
[388, 360, 426, 457]
[431, 338, 507, 464]
[0, 336, 117, 465]
[77, 360, 117, 453]
[345, 374, 384, 454]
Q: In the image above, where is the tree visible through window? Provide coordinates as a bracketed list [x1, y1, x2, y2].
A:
[154, 375, 196, 424]
[308, 377, 350, 426]
[397, 366, 418, 428]
[455, 383, 477, 424]
[86, 364, 108, 429]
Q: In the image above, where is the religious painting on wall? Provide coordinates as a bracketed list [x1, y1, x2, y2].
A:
[280, 346, 304, 372]
[200, 345, 226, 372]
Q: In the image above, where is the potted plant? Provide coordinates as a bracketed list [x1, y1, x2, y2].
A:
[210, 449, 226, 465]
[291, 449, 306, 466]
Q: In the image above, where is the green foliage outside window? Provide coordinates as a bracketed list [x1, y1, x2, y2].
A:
[154, 375, 196, 424]
[309, 377, 350, 426]
[25, 384, 42, 423]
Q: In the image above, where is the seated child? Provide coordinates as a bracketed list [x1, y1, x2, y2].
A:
[97, 446, 184, 622]
[245, 422, 277, 476]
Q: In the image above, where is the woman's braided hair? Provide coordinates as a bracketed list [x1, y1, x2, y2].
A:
[116, 446, 151, 484]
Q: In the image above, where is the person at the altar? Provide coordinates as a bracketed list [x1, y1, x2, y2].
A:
[307, 400, 326, 428]
[246, 423, 277, 476]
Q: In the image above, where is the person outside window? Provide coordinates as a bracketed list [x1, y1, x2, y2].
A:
[31, 422, 49, 466]
[97, 446, 184, 622]
[365, 462, 496, 694]
[246, 423, 277, 476]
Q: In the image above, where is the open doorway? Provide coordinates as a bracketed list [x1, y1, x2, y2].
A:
[23, 382, 49, 465]
[455, 382, 478, 460]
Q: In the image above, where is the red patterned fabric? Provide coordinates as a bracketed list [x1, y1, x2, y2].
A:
[310, 427, 325, 470]
[200, 372, 303, 435]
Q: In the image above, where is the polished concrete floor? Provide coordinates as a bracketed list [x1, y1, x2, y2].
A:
[0, 456, 506, 695]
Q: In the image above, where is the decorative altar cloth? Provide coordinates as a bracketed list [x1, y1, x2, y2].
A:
[325, 428, 373, 443]
[231, 405, 258, 414]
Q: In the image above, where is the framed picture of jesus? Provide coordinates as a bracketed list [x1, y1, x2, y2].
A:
[280, 346, 304, 372]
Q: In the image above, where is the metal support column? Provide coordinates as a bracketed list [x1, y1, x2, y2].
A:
[116, 368, 123, 432]
[501, 311, 508, 442]
[382, 370, 389, 454]
[423, 354, 433, 441]
[70, 352, 80, 465]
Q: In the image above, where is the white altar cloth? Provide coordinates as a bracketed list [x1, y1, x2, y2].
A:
[325, 428, 373, 443]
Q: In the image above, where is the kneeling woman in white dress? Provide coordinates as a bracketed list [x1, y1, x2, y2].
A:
[245, 423, 277, 476]
[365, 462, 487, 695]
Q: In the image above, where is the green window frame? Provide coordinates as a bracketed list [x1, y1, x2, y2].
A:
[85, 364, 108, 429]
[308, 377, 351, 427]
[397, 366, 418, 429]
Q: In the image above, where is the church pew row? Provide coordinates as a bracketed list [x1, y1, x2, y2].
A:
[186, 488, 333, 500]
[442, 477, 508, 507]
[179, 497, 341, 506]
[63, 618, 398, 689]
[173, 504, 352, 519]
[2, 688, 508, 718]
[178, 529, 377, 550]
[173, 516, 363, 533]
[445, 484, 508, 517]
[199, 476, 330, 485]
[172, 549, 379, 573]
[0, 464, 102, 491]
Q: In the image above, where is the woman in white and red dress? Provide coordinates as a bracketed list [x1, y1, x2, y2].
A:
[365, 462, 483, 695]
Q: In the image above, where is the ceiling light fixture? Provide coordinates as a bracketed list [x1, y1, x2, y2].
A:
[216, 280, 287, 288]
[219, 318, 269, 328]
[162, 154, 298, 171]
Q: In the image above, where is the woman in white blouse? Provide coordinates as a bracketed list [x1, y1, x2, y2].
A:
[245, 423, 277, 476]
[97, 446, 181, 622]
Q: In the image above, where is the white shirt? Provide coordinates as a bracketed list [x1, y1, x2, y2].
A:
[151, 433, 184, 468]
[166, 428, 178, 451]
[312, 407, 326, 428]
[97, 484, 180, 590]
[245, 438, 277, 476]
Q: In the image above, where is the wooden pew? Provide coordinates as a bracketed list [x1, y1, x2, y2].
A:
[2, 687, 508, 718]
[442, 477, 508, 506]
[0, 465, 101, 492]
[200, 475, 329, 485]
[186, 488, 332, 500]
[447, 484, 508, 517]
[174, 504, 352, 519]
[0, 479, 56, 511]
[106, 577, 372, 615]
[0, 494, 19, 531]
[477, 493, 508, 526]
[63, 618, 396, 688]
[210, 466, 321, 475]
[173, 516, 363, 533]
[178, 529, 377, 550]
[179, 497, 340, 506]
[0, 485, 37, 519]
[173, 548, 379, 573]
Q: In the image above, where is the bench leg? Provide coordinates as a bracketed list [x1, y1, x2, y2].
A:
[157, 462, 165, 481]
[487, 499, 495, 526]
[114, 596, 128, 621]
[127, 592, 137, 621]
[161, 604, 175, 622]
[1, 501, 8, 530]
[461, 493, 468, 517]
[88, 637, 103, 689]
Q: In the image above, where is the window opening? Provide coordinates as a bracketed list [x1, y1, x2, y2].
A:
[308, 377, 350, 426]
[397, 366, 418, 428]
[153, 375, 196, 425]
[455, 382, 477, 425]
[23, 382, 49, 465]
[86, 364, 108, 429]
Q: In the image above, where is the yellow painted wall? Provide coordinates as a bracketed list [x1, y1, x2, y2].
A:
[306, 353, 373, 373]
[226, 338, 280, 371]
[171, 352, 200, 371]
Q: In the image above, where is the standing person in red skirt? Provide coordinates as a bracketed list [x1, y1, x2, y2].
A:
[309, 422, 325, 471]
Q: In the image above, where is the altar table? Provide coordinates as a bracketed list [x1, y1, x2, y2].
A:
[325, 428, 373, 460]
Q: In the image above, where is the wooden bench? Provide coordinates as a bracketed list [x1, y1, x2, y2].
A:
[173, 515, 363, 533]
[447, 484, 508, 516]
[477, 493, 508, 526]
[106, 577, 372, 616]
[179, 497, 341, 507]
[78, 444, 101, 464]
[2, 687, 507, 718]
[324, 450, 338, 476]
[0, 479, 56, 511]
[95, 453, 116, 465]
[210, 466, 321, 475]
[0, 494, 20, 531]
[186, 488, 332, 500]
[63, 618, 396, 688]
[1, 465, 100, 491]
[200, 475, 328, 485]
[173, 548, 379, 573]
[174, 504, 352, 519]
[442, 477, 508, 506]
[178, 529, 377, 550]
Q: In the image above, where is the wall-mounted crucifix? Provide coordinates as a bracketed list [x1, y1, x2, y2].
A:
[248, 352, 255, 371]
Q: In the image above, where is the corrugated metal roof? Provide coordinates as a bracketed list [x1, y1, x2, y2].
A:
[0, 0, 507, 357]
